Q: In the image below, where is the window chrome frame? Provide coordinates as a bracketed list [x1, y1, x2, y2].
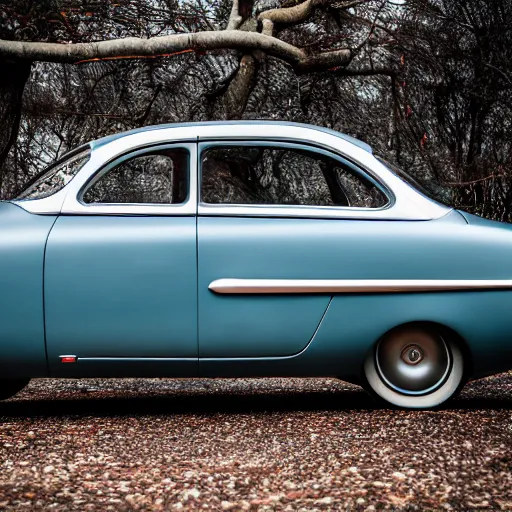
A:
[13, 129, 199, 215]
[198, 140, 393, 215]
[78, 143, 192, 210]
[62, 141, 197, 216]
[11, 123, 451, 220]
[14, 145, 91, 202]
[196, 125, 450, 221]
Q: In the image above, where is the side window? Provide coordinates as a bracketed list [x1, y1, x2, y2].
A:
[201, 145, 387, 208]
[16, 148, 90, 201]
[83, 147, 189, 204]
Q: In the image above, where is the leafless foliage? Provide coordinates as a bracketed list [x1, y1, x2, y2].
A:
[0, 0, 511, 219]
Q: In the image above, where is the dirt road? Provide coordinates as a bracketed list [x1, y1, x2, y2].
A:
[0, 375, 511, 510]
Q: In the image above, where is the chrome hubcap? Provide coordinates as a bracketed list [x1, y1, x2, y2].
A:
[401, 345, 424, 365]
[376, 328, 451, 395]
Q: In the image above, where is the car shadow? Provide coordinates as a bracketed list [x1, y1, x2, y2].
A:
[0, 389, 374, 417]
[0, 386, 511, 417]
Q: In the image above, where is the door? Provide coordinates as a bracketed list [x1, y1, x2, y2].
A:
[45, 143, 198, 376]
[197, 141, 389, 359]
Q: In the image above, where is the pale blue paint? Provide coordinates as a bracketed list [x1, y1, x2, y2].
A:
[3, 129, 512, 385]
[0, 203, 56, 377]
[44, 215, 198, 377]
[3, 200, 512, 381]
[200, 289, 512, 381]
[198, 216, 332, 357]
[198, 210, 512, 380]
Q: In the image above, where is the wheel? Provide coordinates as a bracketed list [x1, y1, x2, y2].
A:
[0, 378, 30, 400]
[364, 325, 464, 409]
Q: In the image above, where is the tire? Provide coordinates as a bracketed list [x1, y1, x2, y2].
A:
[364, 325, 464, 409]
[0, 378, 30, 400]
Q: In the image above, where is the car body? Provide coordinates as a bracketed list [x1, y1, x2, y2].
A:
[1, 121, 512, 408]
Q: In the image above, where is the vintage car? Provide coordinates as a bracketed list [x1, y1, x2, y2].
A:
[1, 121, 511, 409]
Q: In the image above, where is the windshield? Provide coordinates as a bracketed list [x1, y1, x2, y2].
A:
[15, 146, 91, 201]
[375, 156, 452, 207]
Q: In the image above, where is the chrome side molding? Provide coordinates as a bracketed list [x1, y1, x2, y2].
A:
[208, 278, 512, 295]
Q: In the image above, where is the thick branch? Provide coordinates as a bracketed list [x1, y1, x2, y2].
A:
[259, 0, 316, 26]
[261, 19, 274, 36]
[227, 0, 243, 30]
[0, 32, 301, 64]
[297, 49, 351, 73]
[227, 0, 255, 29]
[223, 54, 257, 118]
[258, 0, 370, 29]
[0, 31, 352, 72]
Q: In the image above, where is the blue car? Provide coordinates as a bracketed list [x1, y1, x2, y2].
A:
[1, 121, 511, 409]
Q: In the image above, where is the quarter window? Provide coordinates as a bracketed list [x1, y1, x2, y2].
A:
[201, 145, 387, 208]
[16, 148, 90, 201]
[83, 148, 189, 204]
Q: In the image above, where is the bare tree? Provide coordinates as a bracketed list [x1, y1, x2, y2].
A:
[387, 0, 512, 220]
[0, 0, 398, 172]
[3, 0, 512, 222]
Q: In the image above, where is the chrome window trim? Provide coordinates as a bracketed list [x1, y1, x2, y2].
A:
[198, 140, 394, 216]
[196, 126, 450, 221]
[61, 141, 197, 216]
[209, 278, 512, 295]
[76, 143, 193, 213]
[15, 146, 91, 203]
[11, 123, 450, 220]
[14, 126, 200, 215]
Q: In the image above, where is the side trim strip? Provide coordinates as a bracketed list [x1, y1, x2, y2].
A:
[209, 278, 512, 295]
[77, 358, 198, 362]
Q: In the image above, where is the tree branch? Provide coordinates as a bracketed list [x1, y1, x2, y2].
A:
[258, 0, 371, 31]
[297, 48, 352, 73]
[223, 54, 257, 118]
[0, 31, 352, 73]
[259, 0, 316, 26]
[444, 174, 508, 187]
[331, 64, 395, 76]
[227, 0, 243, 30]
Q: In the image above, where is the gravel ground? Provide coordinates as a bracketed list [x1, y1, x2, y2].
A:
[0, 375, 511, 511]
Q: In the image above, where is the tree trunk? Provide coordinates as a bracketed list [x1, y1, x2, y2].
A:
[223, 54, 257, 119]
[0, 61, 31, 179]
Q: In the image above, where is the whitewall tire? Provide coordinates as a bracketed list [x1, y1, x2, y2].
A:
[364, 325, 464, 409]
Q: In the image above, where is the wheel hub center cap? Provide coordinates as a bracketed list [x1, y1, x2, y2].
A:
[401, 344, 424, 365]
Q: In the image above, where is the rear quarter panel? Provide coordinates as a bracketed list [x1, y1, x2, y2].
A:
[200, 210, 512, 381]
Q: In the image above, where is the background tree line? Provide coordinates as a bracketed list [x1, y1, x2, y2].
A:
[1, 0, 511, 220]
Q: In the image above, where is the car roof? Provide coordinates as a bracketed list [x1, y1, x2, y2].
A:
[90, 121, 373, 154]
